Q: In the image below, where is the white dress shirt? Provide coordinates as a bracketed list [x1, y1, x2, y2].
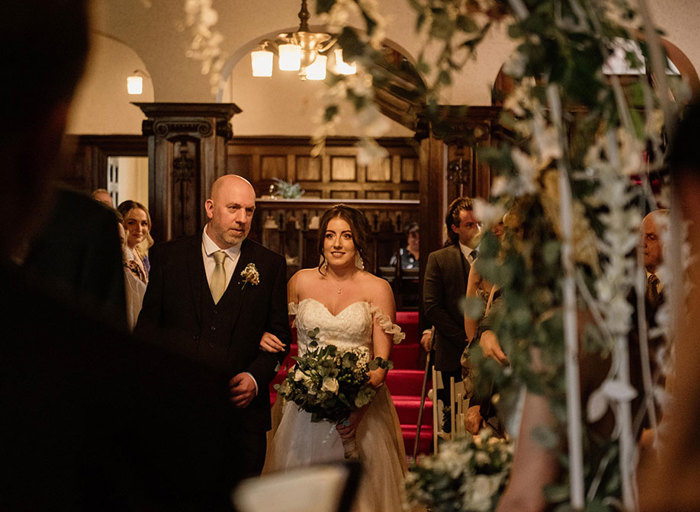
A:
[202, 227, 241, 290]
[458, 242, 479, 265]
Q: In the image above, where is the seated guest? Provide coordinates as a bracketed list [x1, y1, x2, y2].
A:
[390, 222, 420, 270]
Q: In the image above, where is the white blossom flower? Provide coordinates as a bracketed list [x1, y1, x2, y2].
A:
[473, 198, 506, 227]
[322, 377, 339, 394]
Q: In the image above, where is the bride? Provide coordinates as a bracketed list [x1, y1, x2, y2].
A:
[261, 204, 408, 511]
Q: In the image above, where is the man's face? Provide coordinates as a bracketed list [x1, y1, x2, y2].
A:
[452, 209, 481, 248]
[205, 178, 256, 249]
[642, 214, 664, 273]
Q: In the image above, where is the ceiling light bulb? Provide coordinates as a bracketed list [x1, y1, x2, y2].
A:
[305, 54, 327, 80]
[279, 44, 302, 71]
[335, 49, 356, 75]
[251, 49, 273, 77]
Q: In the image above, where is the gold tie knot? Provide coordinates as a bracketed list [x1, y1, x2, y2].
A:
[213, 250, 226, 266]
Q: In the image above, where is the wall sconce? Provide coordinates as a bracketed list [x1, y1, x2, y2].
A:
[127, 70, 150, 95]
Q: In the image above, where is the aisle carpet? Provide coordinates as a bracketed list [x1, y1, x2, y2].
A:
[270, 311, 432, 457]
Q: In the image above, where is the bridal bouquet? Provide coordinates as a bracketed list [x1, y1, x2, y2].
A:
[405, 430, 513, 512]
[275, 327, 393, 459]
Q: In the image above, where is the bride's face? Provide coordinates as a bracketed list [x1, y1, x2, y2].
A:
[323, 217, 356, 268]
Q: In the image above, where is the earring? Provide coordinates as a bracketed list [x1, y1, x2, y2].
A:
[354, 252, 364, 270]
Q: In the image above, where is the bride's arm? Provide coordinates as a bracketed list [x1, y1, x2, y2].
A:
[368, 278, 396, 388]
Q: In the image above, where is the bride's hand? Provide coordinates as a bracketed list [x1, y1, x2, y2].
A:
[368, 367, 387, 389]
[336, 407, 366, 439]
[258, 331, 286, 352]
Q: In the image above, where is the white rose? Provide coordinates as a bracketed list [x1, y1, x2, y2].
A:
[322, 377, 339, 394]
[293, 368, 305, 381]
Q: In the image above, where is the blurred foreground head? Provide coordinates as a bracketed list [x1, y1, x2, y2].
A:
[1, 0, 89, 259]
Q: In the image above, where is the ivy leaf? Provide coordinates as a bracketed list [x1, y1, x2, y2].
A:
[315, 0, 334, 14]
[456, 14, 478, 33]
[543, 483, 570, 503]
[437, 70, 452, 86]
[324, 105, 339, 122]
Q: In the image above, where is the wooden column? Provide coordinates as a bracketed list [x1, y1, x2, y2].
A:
[136, 102, 241, 242]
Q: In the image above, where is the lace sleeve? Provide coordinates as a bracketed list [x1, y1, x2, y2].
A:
[369, 304, 405, 344]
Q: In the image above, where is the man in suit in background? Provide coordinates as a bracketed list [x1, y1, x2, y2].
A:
[136, 174, 291, 490]
[422, 197, 481, 431]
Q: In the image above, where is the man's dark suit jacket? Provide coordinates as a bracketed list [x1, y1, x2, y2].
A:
[0, 261, 233, 511]
[423, 243, 471, 373]
[135, 234, 291, 432]
[24, 186, 127, 328]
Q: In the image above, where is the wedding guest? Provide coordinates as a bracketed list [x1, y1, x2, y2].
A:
[117, 220, 147, 331]
[390, 221, 420, 269]
[262, 204, 408, 511]
[642, 208, 669, 308]
[423, 196, 481, 431]
[135, 174, 292, 499]
[461, 217, 509, 435]
[639, 100, 700, 511]
[1, 1, 231, 509]
[118, 200, 153, 281]
[92, 188, 114, 207]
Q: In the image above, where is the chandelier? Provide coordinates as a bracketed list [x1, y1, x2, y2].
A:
[250, 0, 356, 80]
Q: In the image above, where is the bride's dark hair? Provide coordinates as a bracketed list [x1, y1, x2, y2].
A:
[317, 204, 372, 274]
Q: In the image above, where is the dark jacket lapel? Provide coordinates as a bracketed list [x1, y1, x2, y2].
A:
[186, 235, 206, 331]
[224, 238, 254, 331]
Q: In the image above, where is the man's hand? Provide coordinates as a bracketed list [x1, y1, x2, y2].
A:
[479, 330, 508, 365]
[229, 373, 257, 408]
[259, 331, 286, 353]
[464, 405, 484, 435]
[420, 329, 434, 352]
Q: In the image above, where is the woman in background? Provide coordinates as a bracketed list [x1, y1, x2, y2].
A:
[117, 200, 153, 283]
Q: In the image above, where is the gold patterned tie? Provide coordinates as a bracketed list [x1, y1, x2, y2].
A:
[210, 250, 227, 304]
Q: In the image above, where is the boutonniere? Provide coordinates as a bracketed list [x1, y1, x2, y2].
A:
[240, 263, 260, 289]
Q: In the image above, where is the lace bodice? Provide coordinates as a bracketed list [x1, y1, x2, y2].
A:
[289, 298, 404, 356]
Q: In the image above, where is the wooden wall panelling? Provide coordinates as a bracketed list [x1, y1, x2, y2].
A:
[227, 137, 420, 200]
[63, 135, 148, 192]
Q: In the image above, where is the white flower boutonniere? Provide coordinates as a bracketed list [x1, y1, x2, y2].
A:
[240, 263, 260, 290]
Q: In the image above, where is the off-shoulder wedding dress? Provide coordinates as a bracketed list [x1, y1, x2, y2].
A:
[265, 298, 408, 512]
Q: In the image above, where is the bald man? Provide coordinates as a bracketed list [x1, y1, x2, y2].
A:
[136, 174, 291, 501]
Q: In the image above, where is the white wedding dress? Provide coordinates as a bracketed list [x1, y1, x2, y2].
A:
[265, 298, 408, 512]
